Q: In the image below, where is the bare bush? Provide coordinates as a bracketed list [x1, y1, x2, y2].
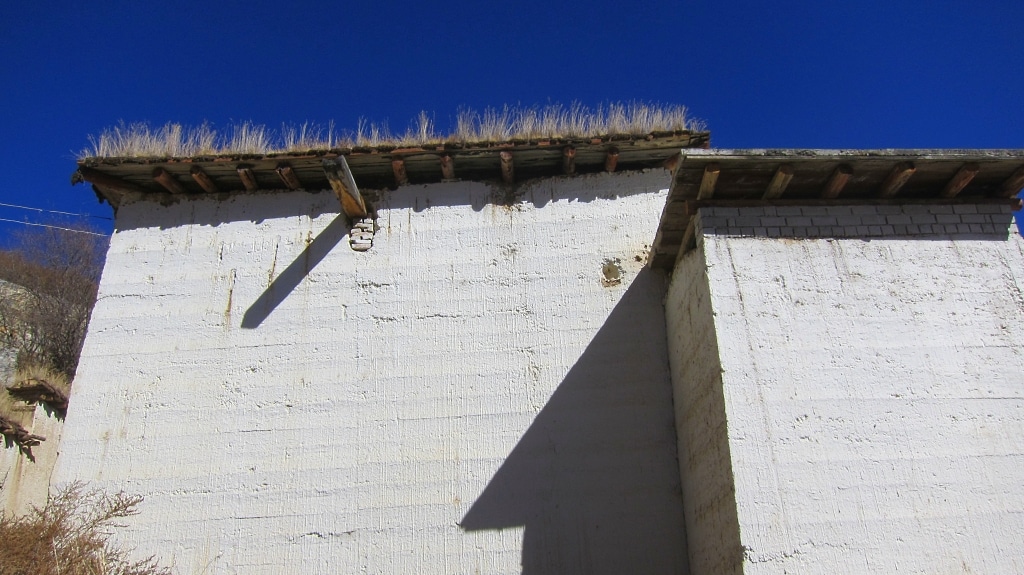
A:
[0, 482, 170, 575]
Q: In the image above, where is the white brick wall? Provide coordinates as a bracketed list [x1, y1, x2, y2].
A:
[52, 172, 689, 575]
[676, 205, 1024, 574]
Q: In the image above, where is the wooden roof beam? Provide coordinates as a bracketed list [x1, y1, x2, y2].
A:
[440, 155, 455, 180]
[500, 151, 514, 184]
[999, 165, 1024, 198]
[762, 164, 794, 200]
[604, 147, 619, 172]
[276, 164, 302, 190]
[821, 164, 853, 199]
[153, 167, 186, 194]
[73, 167, 150, 195]
[563, 146, 576, 175]
[190, 166, 220, 193]
[697, 162, 720, 200]
[237, 165, 259, 191]
[878, 162, 916, 197]
[323, 157, 367, 218]
[392, 159, 409, 186]
[941, 162, 980, 198]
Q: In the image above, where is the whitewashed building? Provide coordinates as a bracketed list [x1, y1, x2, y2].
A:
[43, 140, 1024, 573]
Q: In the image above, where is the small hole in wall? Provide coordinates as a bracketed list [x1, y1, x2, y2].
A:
[601, 258, 623, 287]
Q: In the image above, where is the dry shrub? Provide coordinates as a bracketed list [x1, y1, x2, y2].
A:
[0, 482, 171, 575]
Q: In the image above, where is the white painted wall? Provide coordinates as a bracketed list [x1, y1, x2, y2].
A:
[669, 205, 1024, 574]
[53, 171, 689, 575]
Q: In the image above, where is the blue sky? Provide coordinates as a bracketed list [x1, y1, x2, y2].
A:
[1, 0, 1022, 240]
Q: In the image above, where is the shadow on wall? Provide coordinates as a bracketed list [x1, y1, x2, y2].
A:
[460, 269, 689, 575]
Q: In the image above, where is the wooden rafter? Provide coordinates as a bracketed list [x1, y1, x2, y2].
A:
[604, 147, 619, 172]
[237, 166, 259, 191]
[276, 164, 302, 190]
[323, 157, 367, 218]
[190, 166, 220, 193]
[153, 167, 186, 194]
[440, 155, 455, 180]
[73, 167, 149, 195]
[762, 165, 794, 200]
[821, 164, 853, 199]
[878, 162, 916, 197]
[392, 159, 409, 186]
[500, 151, 514, 184]
[697, 163, 720, 200]
[941, 162, 980, 198]
[562, 146, 576, 175]
[1000, 165, 1024, 198]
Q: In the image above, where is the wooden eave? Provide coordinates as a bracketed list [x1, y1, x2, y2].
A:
[650, 149, 1024, 269]
[74, 131, 710, 209]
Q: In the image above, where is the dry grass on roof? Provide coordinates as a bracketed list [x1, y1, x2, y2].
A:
[82, 101, 704, 159]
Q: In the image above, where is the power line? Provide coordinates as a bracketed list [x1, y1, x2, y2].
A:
[0, 218, 108, 237]
[0, 201, 113, 221]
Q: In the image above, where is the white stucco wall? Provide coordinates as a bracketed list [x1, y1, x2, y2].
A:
[52, 171, 689, 574]
[673, 205, 1024, 574]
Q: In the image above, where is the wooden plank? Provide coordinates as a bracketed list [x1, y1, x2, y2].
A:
[697, 163, 720, 200]
[500, 151, 514, 184]
[672, 216, 697, 268]
[562, 146, 576, 175]
[73, 167, 151, 195]
[878, 162, 916, 197]
[762, 164, 794, 200]
[237, 165, 259, 191]
[821, 164, 852, 199]
[190, 166, 220, 193]
[1000, 165, 1024, 197]
[440, 155, 455, 180]
[392, 159, 409, 186]
[323, 157, 367, 218]
[604, 147, 619, 172]
[941, 162, 980, 198]
[275, 164, 302, 190]
[152, 167, 186, 194]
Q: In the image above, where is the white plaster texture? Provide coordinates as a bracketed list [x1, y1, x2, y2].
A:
[677, 206, 1024, 574]
[52, 171, 688, 574]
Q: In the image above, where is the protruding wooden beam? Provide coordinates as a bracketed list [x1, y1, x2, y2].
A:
[275, 164, 302, 190]
[500, 151, 514, 184]
[821, 164, 853, 199]
[190, 166, 220, 194]
[237, 165, 258, 192]
[73, 167, 150, 195]
[391, 159, 409, 186]
[440, 155, 455, 180]
[696, 162, 720, 200]
[999, 165, 1024, 198]
[323, 157, 367, 218]
[941, 162, 980, 198]
[762, 164, 794, 200]
[878, 162, 916, 197]
[662, 153, 682, 173]
[604, 147, 619, 172]
[562, 146, 576, 175]
[152, 167, 186, 194]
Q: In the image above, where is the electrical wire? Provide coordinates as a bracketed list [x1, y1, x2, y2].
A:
[0, 201, 112, 221]
[0, 218, 108, 237]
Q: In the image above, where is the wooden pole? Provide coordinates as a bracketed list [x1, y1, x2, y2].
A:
[696, 163, 720, 200]
[500, 151, 514, 184]
[276, 164, 302, 190]
[762, 165, 794, 200]
[237, 166, 259, 191]
[941, 162, 980, 198]
[878, 162, 916, 197]
[190, 166, 220, 194]
[821, 164, 853, 199]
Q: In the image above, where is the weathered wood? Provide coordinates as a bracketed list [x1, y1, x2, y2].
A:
[1000, 165, 1024, 197]
[153, 167, 186, 194]
[941, 162, 980, 198]
[878, 162, 916, 197]
[73, 167, 150, 195]
[276, 164, 302, 190]
[391, 159, 409, 186]
[237, 166, 259, 191]
[440, 155, 455, 180]
[604, 147, 619, 172]
[563, 146, 576, 175]
[821, 164, 853, 199]
[190, 166, 220, 193]
[762, 164, 794, 200]
[662, 153, 682, 172]
[323, 157, 367, 218]
[500, 151, 514, 184]
[697, 163, 720, 200]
